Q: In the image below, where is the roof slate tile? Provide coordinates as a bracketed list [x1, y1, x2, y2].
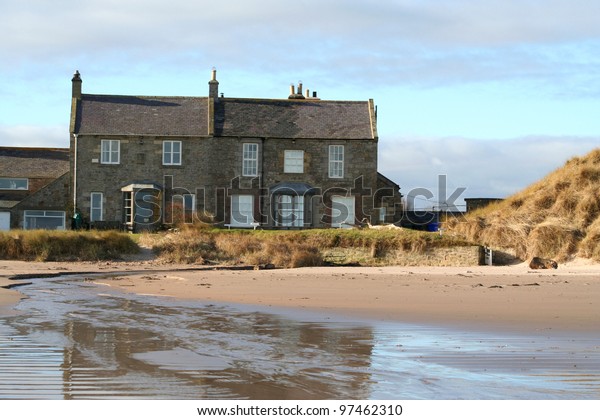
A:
[0, 147, 69, 178]
[75, 94, 374, 139]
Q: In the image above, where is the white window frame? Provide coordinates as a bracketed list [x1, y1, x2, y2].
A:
[163, 140, 182, 165]
[101, 139, 120, 164]
[329, 145, 344, 178]
[123, 192, 133, 225]
[90, 192, 103, 222]
[284, 150, 304, 173]
[242, 143, 258, 177]
[23, 210, 66, 230]
[0, 178, 28, 190]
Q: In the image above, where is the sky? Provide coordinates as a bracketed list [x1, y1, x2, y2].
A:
[1, 0, 599, 209]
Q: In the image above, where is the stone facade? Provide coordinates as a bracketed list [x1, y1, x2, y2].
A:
[11, 173, 70, 228]
[69, 70, 401, 231]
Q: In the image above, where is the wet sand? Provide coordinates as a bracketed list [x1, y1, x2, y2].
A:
[0, 278, 24, 316]
[1, 259, 599, 332]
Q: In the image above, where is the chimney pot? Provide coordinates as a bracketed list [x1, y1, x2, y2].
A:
[208, 67, 219, 99]
[288, 80, 306, 99]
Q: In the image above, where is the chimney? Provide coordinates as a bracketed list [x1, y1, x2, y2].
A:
[288, 81, 305, 99]
[72, 70, 82, 99]
[208, 67, 219, 99]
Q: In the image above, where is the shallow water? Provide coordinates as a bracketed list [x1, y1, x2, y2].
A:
[1, 275, 599, 399]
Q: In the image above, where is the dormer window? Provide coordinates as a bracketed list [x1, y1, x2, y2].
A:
[0, 178, 28, 190]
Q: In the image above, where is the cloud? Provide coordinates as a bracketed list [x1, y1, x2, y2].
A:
[379, 135, 600, 209]
[4, 1, 600, 54]
[1, 0, 598, 206]
[2, 0, 599, 95]
[0, 125, 68, 148]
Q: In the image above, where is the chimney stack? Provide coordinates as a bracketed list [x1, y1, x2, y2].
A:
[72, 70, 82, 99]
[208, 67, 219, 99]
[288, 80, 306, 99]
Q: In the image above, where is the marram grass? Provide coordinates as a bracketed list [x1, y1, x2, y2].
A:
[140, 226, 473, 268]
[0, 230, 139, 261]
[445, 148, 600, 262]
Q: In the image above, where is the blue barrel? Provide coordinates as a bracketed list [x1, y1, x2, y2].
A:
[427, 222, 439, 232]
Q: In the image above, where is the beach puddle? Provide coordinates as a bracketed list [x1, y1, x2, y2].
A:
[1, 275, 599, 399]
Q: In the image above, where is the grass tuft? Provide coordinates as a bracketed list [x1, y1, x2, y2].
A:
[0, 230, 139, 261]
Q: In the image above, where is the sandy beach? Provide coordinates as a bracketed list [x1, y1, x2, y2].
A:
[1, 258, 599, 332]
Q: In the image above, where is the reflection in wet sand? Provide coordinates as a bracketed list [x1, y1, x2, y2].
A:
[0, 276, 599, 399]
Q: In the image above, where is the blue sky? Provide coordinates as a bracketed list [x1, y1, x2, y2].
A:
[1, 0, 599, 209]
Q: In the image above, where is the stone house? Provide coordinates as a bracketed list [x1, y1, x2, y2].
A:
[0, 147, 70, 230]
[69, 69, 402, 231]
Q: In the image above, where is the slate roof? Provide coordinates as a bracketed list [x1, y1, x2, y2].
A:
[74, 94, 209, 136]
[0, 147, 69, 178]
[74, 94, 374, 139]
[214, 98, 374, 139]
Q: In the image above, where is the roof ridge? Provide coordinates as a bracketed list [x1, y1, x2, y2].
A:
[81, 93, 369, 104]
[82, 93, 208, 100]
[0, 147, 69, 152]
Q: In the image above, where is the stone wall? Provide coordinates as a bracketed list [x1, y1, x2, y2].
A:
[72, 134, 381, 229]
[12, 173, 70, 228]
[323, 245, 484, 267]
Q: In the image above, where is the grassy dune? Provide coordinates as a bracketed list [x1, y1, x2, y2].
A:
[0, 230, 139, 261]
[445, 148, 600, 262]
[141, 227, 473, 268]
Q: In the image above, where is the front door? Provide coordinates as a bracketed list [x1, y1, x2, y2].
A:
[276, 194, 304, 227]
[122, 185, 161, 232]
[0, 211, 10, 231]
[230, 194, 254, 227]
[331, 196, 355, 228]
